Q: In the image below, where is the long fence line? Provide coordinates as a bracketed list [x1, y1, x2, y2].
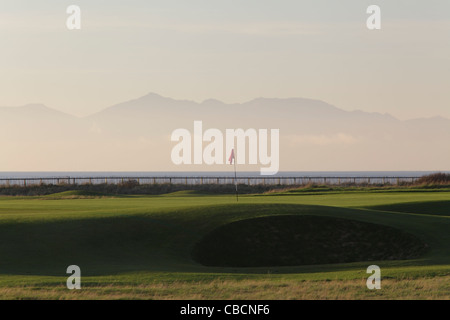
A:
[0, 176, 421, 187]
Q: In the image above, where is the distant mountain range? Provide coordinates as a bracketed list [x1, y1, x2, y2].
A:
[1, 92, 449, 171]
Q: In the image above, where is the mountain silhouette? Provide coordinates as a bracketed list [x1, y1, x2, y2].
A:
[0, 93, 449, 171]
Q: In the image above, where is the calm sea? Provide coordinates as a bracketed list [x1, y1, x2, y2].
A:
[0, 171, 446, 179]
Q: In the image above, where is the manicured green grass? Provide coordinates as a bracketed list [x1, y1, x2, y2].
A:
[0, 189, 448, 299]
[366, 200, 450, 217]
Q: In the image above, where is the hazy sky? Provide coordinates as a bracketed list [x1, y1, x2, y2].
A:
[1, 0, 449, 119]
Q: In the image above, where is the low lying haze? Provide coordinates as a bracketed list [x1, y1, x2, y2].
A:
[1, 1, 449, 171]
[1, 93, 449, 171]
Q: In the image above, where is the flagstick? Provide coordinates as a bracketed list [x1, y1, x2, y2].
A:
[233, 156, 238, 202]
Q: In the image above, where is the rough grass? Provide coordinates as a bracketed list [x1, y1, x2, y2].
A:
[2, 180, 450, 198]
[415, 173, 450, 186]
[43, 190, 114, 199]
[0, 183, 274, 197]
[0, 276, 448, 300]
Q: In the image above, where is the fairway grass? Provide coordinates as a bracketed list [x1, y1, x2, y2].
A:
[0, 189, 449, 299]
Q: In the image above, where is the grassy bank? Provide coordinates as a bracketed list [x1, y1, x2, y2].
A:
[0, 189, 448, 299]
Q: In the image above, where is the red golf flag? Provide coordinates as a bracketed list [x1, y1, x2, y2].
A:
[228, 148, 235, 164]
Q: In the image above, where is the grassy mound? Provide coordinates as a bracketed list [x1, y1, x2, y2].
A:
[161, 190, 213, 197]
[44, 190, 112, 199]
[192, 215, 428, 267]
